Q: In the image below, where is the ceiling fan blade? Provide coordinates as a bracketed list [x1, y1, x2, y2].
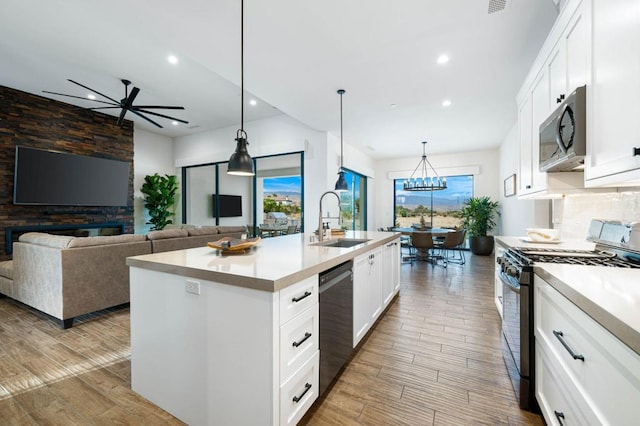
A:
[133, 108, 189, 124]
[122, 87, 140, 110]
[67, 79, 121, 104]
[116, 87, 140, 126]
[88, 106, 122, 110]
[42, 91, 118, 106]
[129, 109, 163, 128]
[131, 105, 185, 110]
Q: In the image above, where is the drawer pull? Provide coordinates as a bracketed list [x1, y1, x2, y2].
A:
[553, 330, 585, 361]
[292, 382, 312, 403]
[292, 332, 312, 348]
[554, 411, 565, 425]
[292, 291, 312, 303]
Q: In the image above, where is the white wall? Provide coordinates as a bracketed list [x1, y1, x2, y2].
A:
[133, 128, 176, 234]
[173, 114, 376, 232]
[498, 124, 550, 236]
[373, 148, 501, 230]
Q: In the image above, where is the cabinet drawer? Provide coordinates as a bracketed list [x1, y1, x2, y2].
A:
[280, 350, 319, 426]
[536, 341, 599, 425]
[535, 277, 640, 424]
[279, 275, 318, 326]
[280, 304, 319, 382]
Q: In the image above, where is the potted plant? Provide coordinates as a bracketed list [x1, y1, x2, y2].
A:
[141, 173, 178, 230]
[460, 196, 500, 255]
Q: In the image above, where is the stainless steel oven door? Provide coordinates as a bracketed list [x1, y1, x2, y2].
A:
[500, 272, 530, 378]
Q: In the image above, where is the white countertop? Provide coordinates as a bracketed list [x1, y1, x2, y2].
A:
[496, 235, 640, 354]
[496, 235, 595, 251]
[126, 230, 398, 292]
[535, 264, 640, 355]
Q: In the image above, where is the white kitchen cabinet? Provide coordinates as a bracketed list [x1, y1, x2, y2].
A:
[130, 268, 320, 426]
[534, 275, 640, 425]
[518, 70, 550, 196]
[353, 243, 392, 347]
[368, 246, 383, 324]
[547, 1, 589, 111]
[353, 252, 371, 347]
[381, 238, 400, 308]
[585, 0, 640, 187]
[516, 0, 592, 198]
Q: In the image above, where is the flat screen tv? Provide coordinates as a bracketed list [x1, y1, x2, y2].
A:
[212, 194, 242, 217]
[13, 146, 130, 206]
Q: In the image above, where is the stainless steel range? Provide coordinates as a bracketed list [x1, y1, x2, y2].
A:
[497, 220, 640, 411]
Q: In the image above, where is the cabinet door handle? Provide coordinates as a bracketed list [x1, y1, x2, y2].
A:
[526, 185, 531, 189]
[292, 291, 312, 303]
[292, 332, 312, 348]
[554, 411, 565, 425]
[553, 330, 585, 361]
[292, 382, 312, 403]
[634, 147, 640, 156]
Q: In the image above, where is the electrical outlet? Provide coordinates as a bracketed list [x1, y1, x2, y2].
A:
[185, 279, 200, 295]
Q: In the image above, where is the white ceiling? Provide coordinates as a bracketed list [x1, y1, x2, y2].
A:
[0, 0, 558, 159]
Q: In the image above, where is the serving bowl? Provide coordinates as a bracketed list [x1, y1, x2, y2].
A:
[526, 228, 561, 242]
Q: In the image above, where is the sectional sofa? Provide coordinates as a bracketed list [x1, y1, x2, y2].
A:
[0, 225, 246, 328]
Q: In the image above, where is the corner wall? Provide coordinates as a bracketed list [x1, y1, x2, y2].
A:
[498, 123, 550, 236]
[133, 128, 176, 234]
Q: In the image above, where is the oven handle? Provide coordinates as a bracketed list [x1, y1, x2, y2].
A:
[499, 271, 520, 294]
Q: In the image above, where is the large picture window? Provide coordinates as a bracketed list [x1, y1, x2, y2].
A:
[394, 175, 473, 228]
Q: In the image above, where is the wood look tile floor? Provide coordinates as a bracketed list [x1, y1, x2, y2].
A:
[0, 254, 543, 425]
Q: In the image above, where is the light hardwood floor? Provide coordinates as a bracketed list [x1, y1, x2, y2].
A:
[0, 254, 543, 425]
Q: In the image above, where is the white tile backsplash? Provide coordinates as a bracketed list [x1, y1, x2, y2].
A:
[556, 191, 640, 239]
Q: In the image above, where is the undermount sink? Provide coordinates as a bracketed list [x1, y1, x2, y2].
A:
[310, 238, 371, 248]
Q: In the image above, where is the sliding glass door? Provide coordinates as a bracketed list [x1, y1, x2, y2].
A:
[340, 169, 366, 231]
[181, 152, 303, 237]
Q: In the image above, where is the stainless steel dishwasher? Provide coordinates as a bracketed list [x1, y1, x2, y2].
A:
[318, 259, 353, 396]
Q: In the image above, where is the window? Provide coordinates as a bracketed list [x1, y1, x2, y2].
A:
[340, 169, 366, 231]
[394, 175, 473, 228]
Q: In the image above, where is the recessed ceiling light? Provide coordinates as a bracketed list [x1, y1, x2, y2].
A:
[87, 94, 96, 100]
[390, 103, 398, 108]
[437, 54, 449, 64]
[167, 55, 178, 64]
[249, 99, 257, 106]
[442, 99, 452, 107]
[171, 121, 179, 126]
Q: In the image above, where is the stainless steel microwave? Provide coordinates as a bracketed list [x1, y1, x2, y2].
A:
[539, 85, 586, 172]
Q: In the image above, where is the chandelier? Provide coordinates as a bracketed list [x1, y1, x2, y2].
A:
[403, 141, 447, 191]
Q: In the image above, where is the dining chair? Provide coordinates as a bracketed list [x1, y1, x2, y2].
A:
[409, 232, 435, 266]
[285, 225, 297, 235]
[400, 235, 415, 263]
[437, 229, 466, 267]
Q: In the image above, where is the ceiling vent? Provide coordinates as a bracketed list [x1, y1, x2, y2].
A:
[488, 0, 508, 14]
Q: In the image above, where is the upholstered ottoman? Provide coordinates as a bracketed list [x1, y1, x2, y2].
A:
[0, 260, 13, 297]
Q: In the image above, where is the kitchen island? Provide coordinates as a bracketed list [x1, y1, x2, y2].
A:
[126, 231, 400, 426]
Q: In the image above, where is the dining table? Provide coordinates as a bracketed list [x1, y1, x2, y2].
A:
[392, 227, 454, 262]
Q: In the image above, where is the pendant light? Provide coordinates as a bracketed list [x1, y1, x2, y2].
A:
[334, 89, 348, 192]
[403, 141, 447, 191]
[228, 0, 255, 176]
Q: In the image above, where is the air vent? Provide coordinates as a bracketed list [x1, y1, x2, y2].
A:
[488, 0, 507, 14]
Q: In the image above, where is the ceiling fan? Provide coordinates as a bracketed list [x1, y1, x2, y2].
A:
[43, 79, 188, 128]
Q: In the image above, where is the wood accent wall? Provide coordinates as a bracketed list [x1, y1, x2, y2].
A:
[0, 85, 134, 259]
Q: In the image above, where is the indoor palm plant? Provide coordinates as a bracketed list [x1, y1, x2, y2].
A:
[141, 173, 178, 230]
[460, 196, 500, 255]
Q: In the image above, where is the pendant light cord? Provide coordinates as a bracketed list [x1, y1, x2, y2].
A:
[338, 89, 345, 170]
[240, 0, 244, 133]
